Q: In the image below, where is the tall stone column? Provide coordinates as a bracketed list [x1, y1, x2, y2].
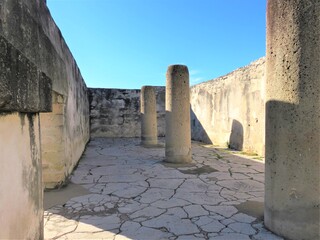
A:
[165, 65, 191, 163]
[140, 86, 158, 146]
[265, 1, 320, 240]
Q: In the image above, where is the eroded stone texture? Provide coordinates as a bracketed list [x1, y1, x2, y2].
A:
[0, 0, 90, 189]
[140, 86, 158, 146]
[265, 1, 320, 239]
[0, 113, 44, 240]
[165, 65, 192, 163]
[190, 58, 265, 155]
[0, 1, 89, 238]
[0, 35, 52, 112]
[89, 87, 166, 138]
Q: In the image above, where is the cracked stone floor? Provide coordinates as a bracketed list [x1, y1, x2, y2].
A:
[44, 138, 284, 240]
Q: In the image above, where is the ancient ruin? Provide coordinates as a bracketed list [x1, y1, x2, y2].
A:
[0, 0, 319, 240]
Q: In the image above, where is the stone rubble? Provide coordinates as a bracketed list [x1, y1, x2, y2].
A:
[44, 138, 283, 240]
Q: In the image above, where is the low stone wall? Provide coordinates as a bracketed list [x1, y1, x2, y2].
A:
[89, 87, 165, 138]
[190, 58, 266, 155]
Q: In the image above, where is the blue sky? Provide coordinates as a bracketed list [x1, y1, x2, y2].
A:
[47, 0, 266, 89]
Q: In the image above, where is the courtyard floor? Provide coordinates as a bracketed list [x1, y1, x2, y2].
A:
[44, 138, 283, 240]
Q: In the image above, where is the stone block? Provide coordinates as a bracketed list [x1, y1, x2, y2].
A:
[0, 35, 52, 112]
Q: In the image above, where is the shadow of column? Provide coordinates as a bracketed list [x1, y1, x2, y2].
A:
[190, 107, 212, 144]
[229, 119, 244, 151]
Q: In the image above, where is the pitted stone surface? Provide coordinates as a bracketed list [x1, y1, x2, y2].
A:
[44, 138, 283, 239]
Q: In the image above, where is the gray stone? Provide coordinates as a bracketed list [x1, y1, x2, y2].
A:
[194, 216, 225, 233]
[231, 213, 256, 223]
[139, 188, 175, 204]
[265, 1, 320, 240]
[152, 197, 190, 209]
[203, 205, 238, 218]
[211, 233, 251, 240]
[140, 86, 158, 146]
[0, 36, 52, 112]
[184, 205, 209, 218]
[117, 225, 172, 240]
[130, 206, 165, 219]
[252, 232, 284, 240]
[142, 215, 199, 235]
[89, 87, 166, 138]
[165, 65, 192, 163]
[177, 235, 205, 240]
[166, 207, 188, 218]
[147, 178, 184, 190]
[228, 222, 256, 235]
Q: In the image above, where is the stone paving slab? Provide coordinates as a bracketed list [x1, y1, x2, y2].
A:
[44, 138, 283, 240]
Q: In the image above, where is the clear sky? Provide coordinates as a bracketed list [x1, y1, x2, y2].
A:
[47, 0, 266, 89]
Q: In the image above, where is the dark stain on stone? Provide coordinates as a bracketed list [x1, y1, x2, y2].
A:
[44, 182, 89, 210]
[22, 113, 41, 212]
[161, 162, 196, 169]
[124, 98, 131, 107]
[19, 112, 26, 132]
[120, 213, 130, 221]
[179, 165, 218, 175]
[0, 91, 12, 108]
[162, 163, 218, 175]
[27, 113, 38, 168]
[206, 176, 219, 181]
[235, 200, 264, 221]
[106, 208, 118, 214]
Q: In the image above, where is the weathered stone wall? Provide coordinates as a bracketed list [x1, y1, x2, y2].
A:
[89, 60, 265, 157]
[0, 3, 52, 237]
[190, 58, 266, 155]
[0, 113, 44, 239]
[89, 87, 165, 138]
[0, 0, 90, 188]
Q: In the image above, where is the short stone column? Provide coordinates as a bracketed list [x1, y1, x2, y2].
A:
[140, 86, 158, 146]
[165, 65, 191, 163]
[265, 1, 320, 240]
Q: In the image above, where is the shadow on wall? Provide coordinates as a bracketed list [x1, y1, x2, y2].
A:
[190, 107, 212, 144]
[229, 119, 244, 151]
[264, 100, 320, 240]
[191, 107, 245, 152]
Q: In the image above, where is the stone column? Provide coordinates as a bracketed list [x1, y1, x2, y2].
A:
[140, 86, 158, 146]
[165, 65, 191, 163]
[265, 1, 320, 240]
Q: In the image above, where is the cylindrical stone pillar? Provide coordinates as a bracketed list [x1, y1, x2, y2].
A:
[265, 1, 320, 240]
[140, 86, 158, 146]
[165, 65, 191, 163]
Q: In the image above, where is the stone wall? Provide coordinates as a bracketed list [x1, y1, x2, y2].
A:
[89, 87, 165, 138]
[89, 59, 266, 157]
[0, 7, 52, 238]
[0, 113, 44, 239]
[0, 0, 89, 238]
[0, 0, 90, 188]
[190, 58, 266, 155]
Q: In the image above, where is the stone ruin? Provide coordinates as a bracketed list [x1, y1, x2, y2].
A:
[0, 0, 319, 240]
